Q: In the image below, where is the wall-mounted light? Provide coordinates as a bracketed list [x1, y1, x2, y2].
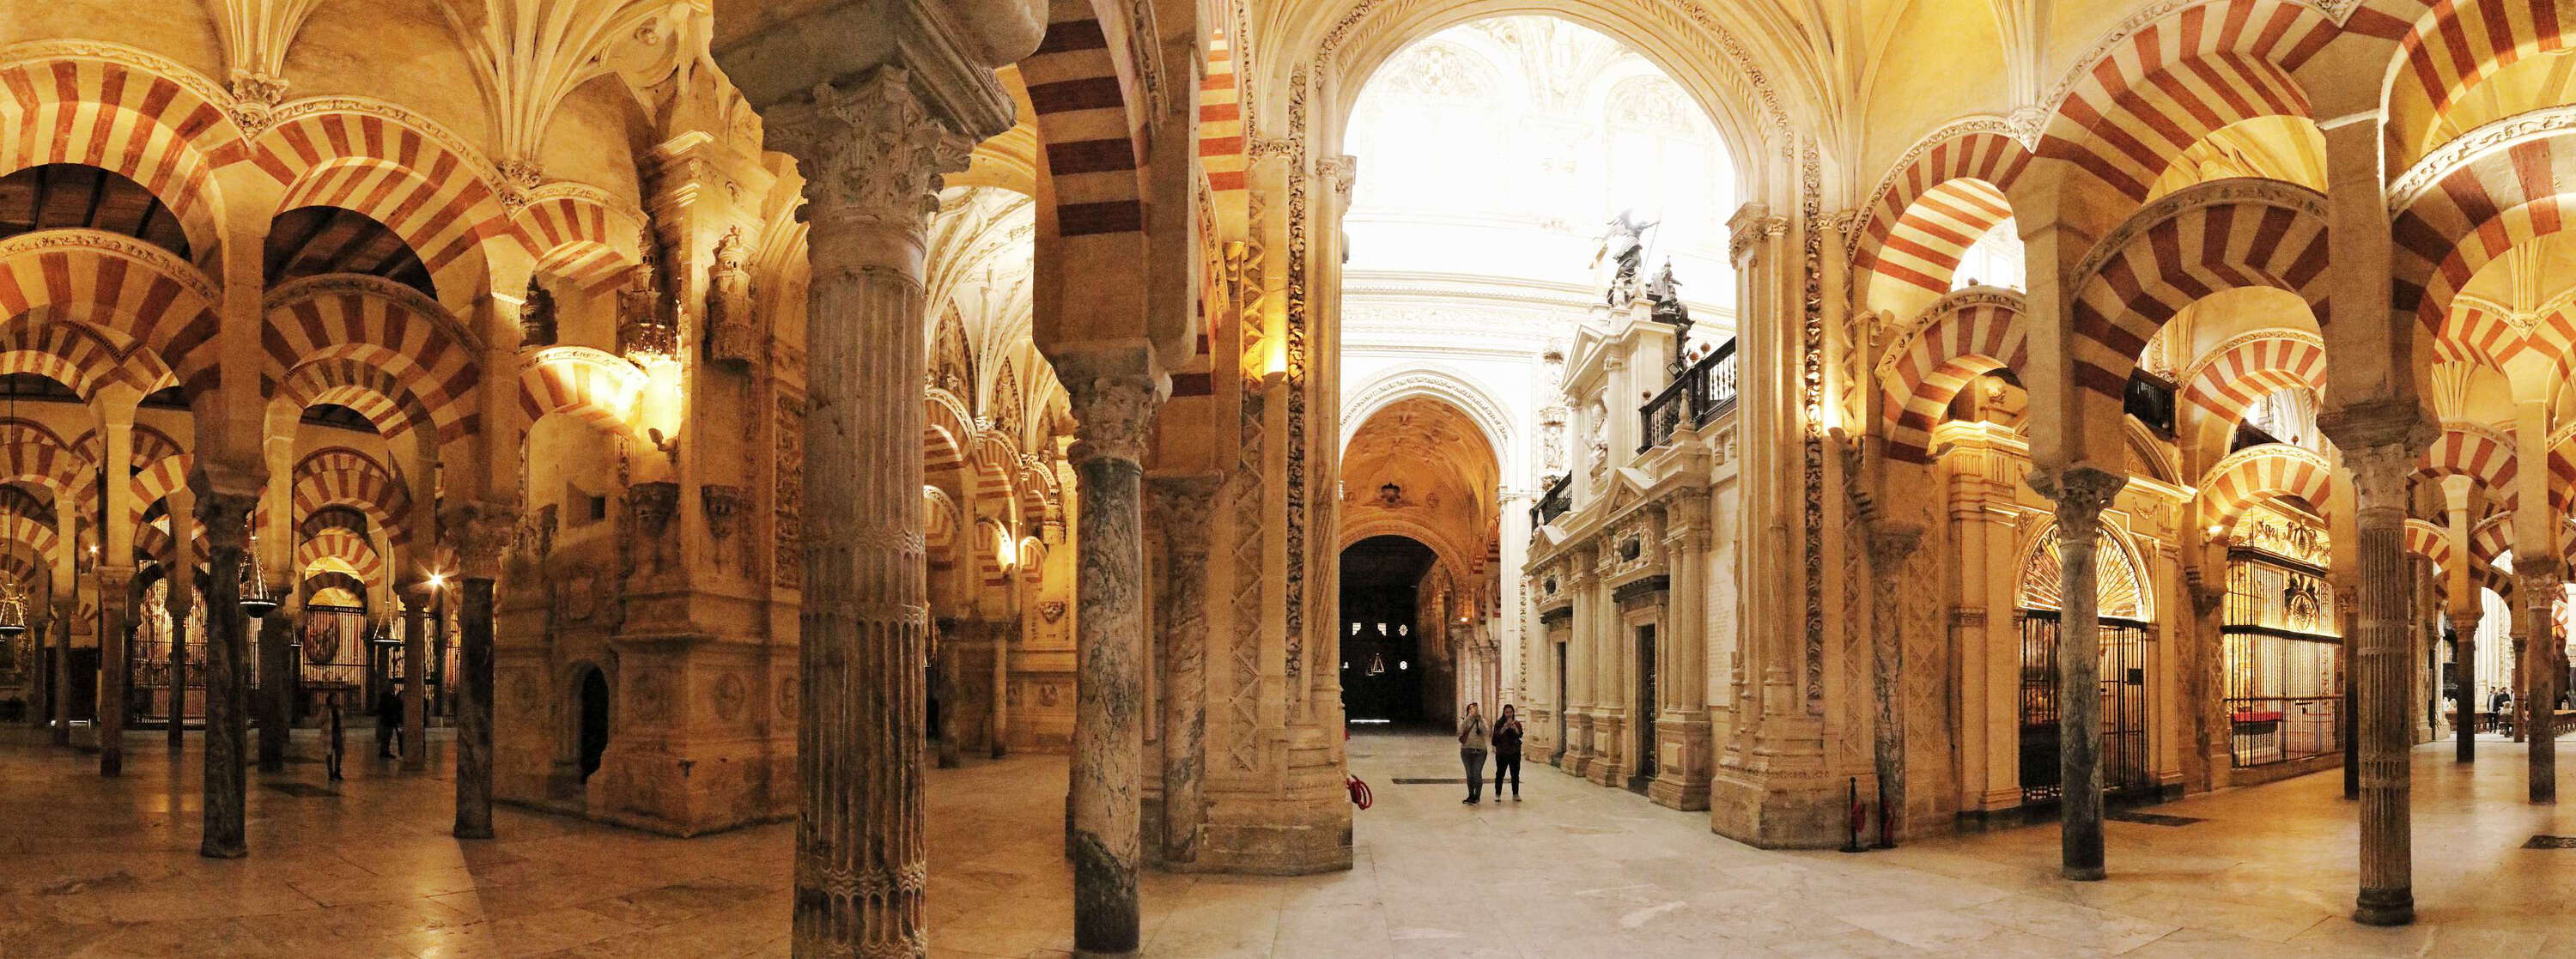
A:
[994, 527, 1018, 569]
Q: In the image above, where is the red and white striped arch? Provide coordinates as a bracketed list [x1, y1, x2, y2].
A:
[2403, 517, 2454, 579]
[0, 321, 167, 399]
[0, 422, 86, 501]
[925, 389, 975, 477]
[2435, 298, 2530, 368]
[1016, 457, 1056, 529]
[264, 275, 482, 444]
[511, 189, 641, 294]
[968, 432, 1019, 508]
[0, 230, 220, 388]
[292, 446, 415, 551]
[2391, 132, 2576, 343]
[1854, 124, 2029, 277]
[250, 107, 513, 288]
[1861, 179, 2016, 318]
[2200, 443, 2336, 534]
[296, 527, 382, 591]
[1878, 288, 2029, 463]
[276, 356, 431, 440]
[923, 485, 959, 565]
[518, 346, 644, 436]
[0, 505, 58, 567]
[2468, 512, 2514, 597]
[2068, 180, 2331, 399]
[2546, 422, 2576, 514]
[1023, 0, 1149, 264]
[125, 453, 188, 527]
[2386, 0, 2576, 164]
[0, 49, 244, 255]
[2177, 331, 2325, 457]
[302, 573, 366, 609]
[1201, 27, 1247, 195]
[2037, 0, 2335, 199]
[2419, 421, 2518, 511]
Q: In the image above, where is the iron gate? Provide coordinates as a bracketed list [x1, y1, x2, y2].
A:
[2018, 610, 2154, 804]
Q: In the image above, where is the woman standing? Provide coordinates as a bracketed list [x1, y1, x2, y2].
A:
[1492, 704, 1523, 801]
[1458, 702, 1489, 804]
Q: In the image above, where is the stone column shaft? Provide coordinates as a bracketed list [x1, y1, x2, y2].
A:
[1867, 525, 1923, 840]
[167, 487, 194, 746]
[2523, 565, 2561, 804]
[27, 616, 47, 733]
[765, 68, 968, 958]
[97, 567, 132, 775]
[197, 490, 256, 859]
[1068, 375, 1159, 952]
[455, 577, 496, 837]
[2454, 607, 2480, 764]
[2034, 466, 2123, 881]
[2346, 444, 2418, 926]
[403, 593, 428, 771]
[1151, 477, 1214, 865]
[49, 606, 69, 745]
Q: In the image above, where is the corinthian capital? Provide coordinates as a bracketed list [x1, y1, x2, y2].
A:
[2029, 464, 2125, 540]
[765, 68, 975, 228]
[1067, 375, 1167, 466]
[444, 501, 522, 580]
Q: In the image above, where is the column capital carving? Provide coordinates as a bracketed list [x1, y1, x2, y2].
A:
[2341, 440, 2423, 509]
[2029, 465, 2125, 540]
[194, 491, 259, 551]
[1068, 375, 1166, 466]
[765, 68, 975, 234]
[1147, 476, 1219, 555]
[1868, 522, 1925, 564]
[443, 501, 520, 580]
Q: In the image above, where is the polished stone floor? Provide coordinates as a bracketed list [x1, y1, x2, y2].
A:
[4, 726, 2576, 956]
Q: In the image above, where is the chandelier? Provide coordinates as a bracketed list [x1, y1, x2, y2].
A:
[239, 519, 279, 618]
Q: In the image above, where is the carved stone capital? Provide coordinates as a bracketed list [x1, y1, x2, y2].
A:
[1320, 155, 1358, 206]
[1067, 375, 1165, 466]
[194, 491, 259, 552]
[2029, 465, 2125, 542]
[1868, 522, 1924, 564]
[765, 68, 975, 234]
[1147, 476, 1219, 555]
[444, 501, 520, 580]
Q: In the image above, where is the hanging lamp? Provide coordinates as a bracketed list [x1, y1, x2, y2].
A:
[239, 518, 279, 617]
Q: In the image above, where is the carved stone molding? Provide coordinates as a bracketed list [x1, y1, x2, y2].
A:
[2072, 179, 2327, 288]
[2389, 104, 2576, 216]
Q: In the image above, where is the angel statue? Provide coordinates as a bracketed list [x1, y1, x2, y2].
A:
[1592, 209, 1659, 305]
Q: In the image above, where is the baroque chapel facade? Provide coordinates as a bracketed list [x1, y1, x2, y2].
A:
[3, 0, 2574, 952]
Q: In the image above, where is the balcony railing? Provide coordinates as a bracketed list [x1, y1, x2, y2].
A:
[1531, 473, 1571, 528]
[1637, 339, 1739, 452]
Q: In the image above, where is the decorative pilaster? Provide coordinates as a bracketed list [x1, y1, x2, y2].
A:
[1150, 476, 1216, 866]
[96, 564, 134, 776]
[763, 67, 970, 959]
[1649, 492, 1714, 810]
[1066, 373, 1162, 953]
[2030, 465, 2124, 882]
[195, 489, 258, 859]
[2342, 440, 2421, 926]
[450, 501, 515, 840]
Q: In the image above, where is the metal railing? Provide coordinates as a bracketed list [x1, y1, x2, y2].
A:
[1531, 474, 1571, 528]
[1637, 339, 1738, 452]
[2227, 695, 2341, 768]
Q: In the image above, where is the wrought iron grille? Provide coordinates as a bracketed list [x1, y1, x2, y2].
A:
[2017, 610, 2156, 804]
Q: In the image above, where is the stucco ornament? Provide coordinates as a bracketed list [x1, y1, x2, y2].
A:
[764, 69, 975, 227]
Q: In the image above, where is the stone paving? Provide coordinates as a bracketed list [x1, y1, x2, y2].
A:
[6, 726, 2576, 956]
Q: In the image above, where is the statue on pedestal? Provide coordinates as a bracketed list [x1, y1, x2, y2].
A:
[1594, 209, 1657, 306]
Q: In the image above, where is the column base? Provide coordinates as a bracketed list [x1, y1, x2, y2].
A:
[1646, 715, 1713, 810]
[1706, 768, 1846, 847]
[2353, 889, 2414, 926]
[2062, 865, 2105, 882]
[1587, 713, 1625, 787]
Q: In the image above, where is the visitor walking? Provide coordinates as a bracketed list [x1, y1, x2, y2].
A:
[376, 686, 403, 759]
[322, 692, 345, 783]
[1492, 704, 1522, 801]
[1458, 702, 1489, 804]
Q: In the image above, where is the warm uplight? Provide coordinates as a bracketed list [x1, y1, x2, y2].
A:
[995, 528, 1018, 568]
[427, 572, 448, 590]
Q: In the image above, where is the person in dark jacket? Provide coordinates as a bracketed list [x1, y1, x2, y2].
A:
[1492, 704, 1523, 800]
[375, 687, 403, 759]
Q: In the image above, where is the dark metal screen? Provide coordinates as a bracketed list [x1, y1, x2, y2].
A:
[2018, 610, 2154, 804]
[2223, 556, 2342, 768]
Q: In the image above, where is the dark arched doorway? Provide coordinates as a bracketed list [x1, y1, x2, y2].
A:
[577, 667, 611, 781]
[1340, 535, 1440, 725]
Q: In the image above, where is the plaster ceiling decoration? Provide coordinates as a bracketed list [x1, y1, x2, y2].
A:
[1341, 397, 1500, 541]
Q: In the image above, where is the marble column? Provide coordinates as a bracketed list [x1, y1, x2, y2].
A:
[1866, 523, 1924, 841]
[2345, 443, 2418, 926]
[197, 490, 256, 859]
[2032, 465, 2123, 882]
[2523, 563, 2561, 804]
[27, 615, 46, 733]
[402, 586, 428, 771]
[1150, 476, 1215, 866]
[257, 600, 292, 772]
[764, 69, 969, 958]
[49, 603, 69, 745]
[167, 487, 194, 747]
[2513, 632, 2530, 744]
[2453, 603, 2481, 763]
[96, 565, 133, 776]
[452, 503, 510, 839]
[1067, 374, 1160, 952]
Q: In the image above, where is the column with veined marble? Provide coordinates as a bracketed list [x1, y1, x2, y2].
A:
[2521, 562, 2562, 804]
[167, 484, 195, 747]
[451, 502, 514, 839]
[762, 68, 969, 957]
[1150, 476, 1216, 865]
[1067, 374, 1162, 952]
[2032, 465, 2123, 882]
[197, 487, 258, 859]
